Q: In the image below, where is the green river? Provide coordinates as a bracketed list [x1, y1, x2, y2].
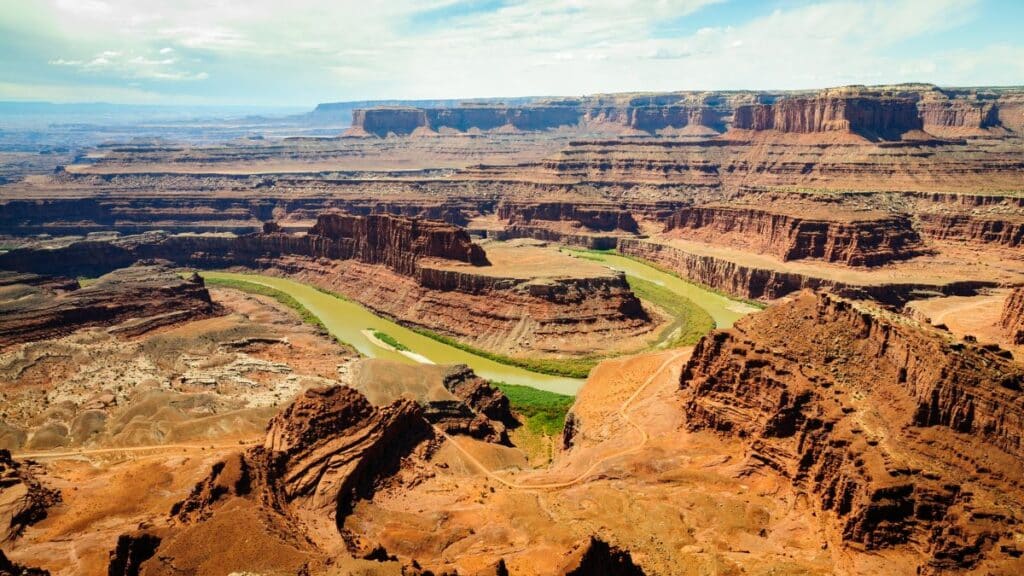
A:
[202, 257, 753, 396]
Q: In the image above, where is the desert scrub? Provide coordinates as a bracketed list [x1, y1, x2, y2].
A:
[492, 381, 574, 436]
[371, 330, 409, 351]
[626, 276, 715, 347]
[406, 326, 598, 378]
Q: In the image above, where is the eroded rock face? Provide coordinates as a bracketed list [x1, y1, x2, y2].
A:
[732, 95, 923, 139]
[916, 213, 1024, 248]
[0, 550, 49, 576]
[0, 264, 218, 348]
[680, 291, 1024, 573]
[664, 205, 926, 266]
[1002, 287, 1024, 345]
[0, 450, 60, 543]
[308, 212, 490, 274]
[498, 201, 640, 233]
[559, 536, 646, 576]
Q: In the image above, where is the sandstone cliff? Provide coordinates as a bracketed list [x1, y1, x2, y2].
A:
[498, 200, 640, 233]
[681, 292, 1024, 573]
[732, 95, 923, 140]
[307, 212, 490, 275]
[1002, 287, 1024, 345]
[916, 213, 1024, 248]
[616, 238, 988, 304]
[0, 450, 60, 543]
[664, 205, 926, 266]
[0, 264, 218, 347]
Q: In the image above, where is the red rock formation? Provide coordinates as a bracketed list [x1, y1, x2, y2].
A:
[732, 96, 923, 139]
[308, 213, 490, 275]
[663, 205, 926, 266]
[617, 238, 990, 304]
[0, 264, 217, 348]
[0, 551, 49, 576]
[558, 536, 646, 575]
[107, 532, 161, 576]
[681, 292, 1024, 573]
[0, 450, 61, 543]
[498, 201, 639, 233]
[1002, 287, 1024, 344]
[916, 213, 1024, 247]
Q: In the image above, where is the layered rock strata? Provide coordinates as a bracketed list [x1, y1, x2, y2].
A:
[663, 205, 926, 266]
[916, 213, 1024, 247]
[616, 238, 990, 304]
[498, 200, 640, 233]
[680, 291, 1024, 573]
[129, 380, 515, 573]
[1002, 287, 1024, 345]
[0, 264, 217, 347]
[732, 95, 923, 139]
[0, 214, 653, 356]
[0, 450, 60, 543]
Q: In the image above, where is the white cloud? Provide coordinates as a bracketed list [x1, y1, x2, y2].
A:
[9, 0, 1022, 104]
[48, 48, 209, 81]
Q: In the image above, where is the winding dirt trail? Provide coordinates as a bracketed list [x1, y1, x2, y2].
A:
[13, 441, 261, 461]
[437, 350, 687, 491]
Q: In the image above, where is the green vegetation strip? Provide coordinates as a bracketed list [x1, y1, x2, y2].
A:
[408, 326, 599, 379]
[205, 276, 331, 334]
[372, 330, 409, 351]
[493, 382, 574, 436]
[627, 276, 715, 347]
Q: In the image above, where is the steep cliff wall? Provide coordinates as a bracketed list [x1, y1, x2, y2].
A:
[616, 238, 992, 304]
[732, 96, 923, 139]
[308, 213, 490, 275]
[916, 213, 1024, 247]
[664, 206, 926, 266]
[681, 292, 1024, 573]
[1002, 287, 1024, 345]
[0, 265, 217, 347]
[497, 201, 640, 233]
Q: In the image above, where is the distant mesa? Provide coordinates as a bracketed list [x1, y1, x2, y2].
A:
[342, 84, 1024, 141]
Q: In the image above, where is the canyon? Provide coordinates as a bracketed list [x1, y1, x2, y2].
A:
[1, 81, 1023, 576]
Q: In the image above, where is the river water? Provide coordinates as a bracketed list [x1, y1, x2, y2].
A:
[203, 258, 754, 395]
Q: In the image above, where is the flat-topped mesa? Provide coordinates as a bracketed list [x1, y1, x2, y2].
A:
[663, 205, 927, 266]
[732, 95, 923, 139]
[347, 100, 726, 136]
[1002, 287, 1024, 345]
[308, 213, 490, 276]
[681, 291, 1024, 572]
[497, 200, 640, 233]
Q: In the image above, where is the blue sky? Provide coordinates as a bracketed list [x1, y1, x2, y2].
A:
[0, 0, 1022, 106]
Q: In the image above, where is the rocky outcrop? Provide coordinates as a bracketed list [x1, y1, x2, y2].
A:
[558, 536, 646, 576]
[680, 292, 1024, 573]
[732, 95, 923, 139]
[498, 201, 639, 233]
[308, 213, 490, 274]
[0, 450, 60, 543]
[1002, 287, 1024, 345]
[916, 213, 1024, 247]
[172, 385, 433, 538]
[440, 364, 516, 428]
[664, 205, 926, 266]
[0, 214, 489, 278]
[107, 532, 161, 576]
[616, 238, 989, 304]
[0, 551, 49, 576]
[0, 264, 218, 347]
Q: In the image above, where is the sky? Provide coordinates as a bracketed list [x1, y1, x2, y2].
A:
[0, 0, 1022, 107]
